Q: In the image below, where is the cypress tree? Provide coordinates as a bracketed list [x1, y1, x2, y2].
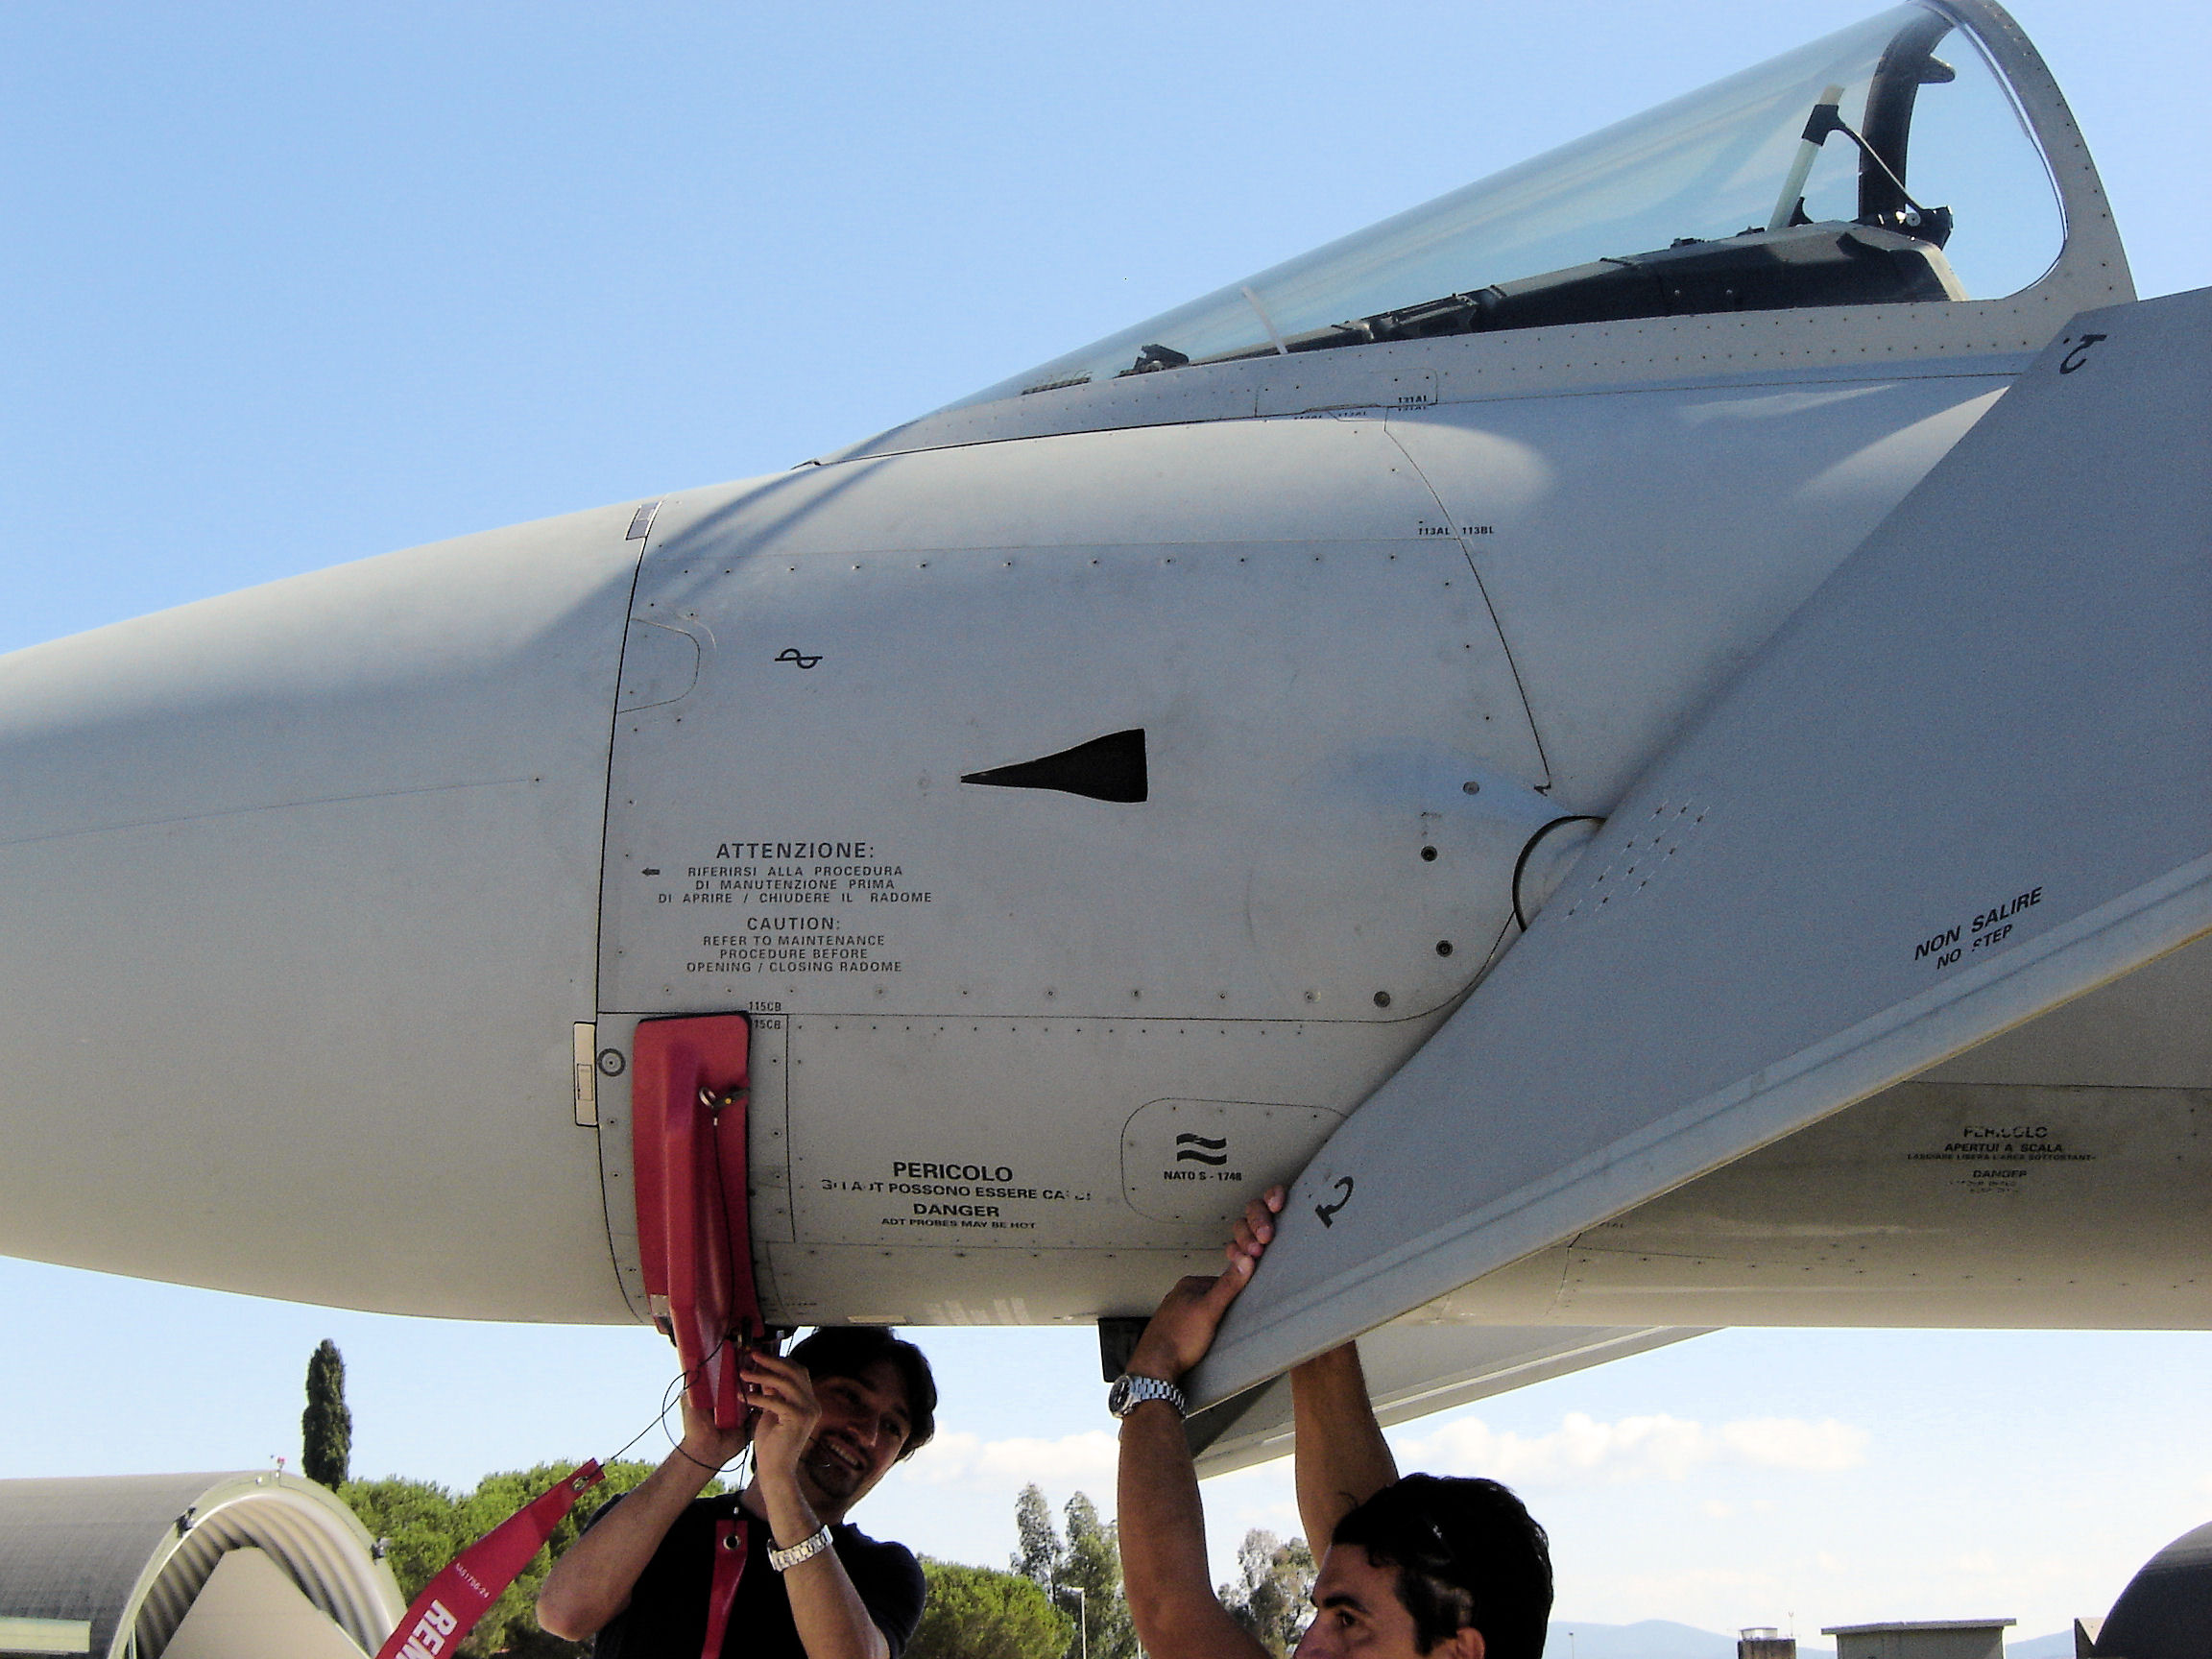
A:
[1011, 1483, 1063, 1588]
[301, 1338, 352, 1487]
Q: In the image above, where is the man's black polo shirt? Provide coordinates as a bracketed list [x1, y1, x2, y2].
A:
[587, 1492, 926, 1659]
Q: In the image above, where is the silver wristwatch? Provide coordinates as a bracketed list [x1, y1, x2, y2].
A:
[769, 1524, 834, 1572]
[1108, 1372, 1188, 1419]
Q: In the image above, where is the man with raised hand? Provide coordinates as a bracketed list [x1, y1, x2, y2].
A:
[1114, 1188, 1552, 1659]
[539, 1326, 936, 1659]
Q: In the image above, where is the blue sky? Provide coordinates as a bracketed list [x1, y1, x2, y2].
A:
[3, 0, 2208, 1639]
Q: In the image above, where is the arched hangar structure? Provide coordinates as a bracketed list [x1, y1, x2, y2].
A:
[0, 1471, 401, 1659]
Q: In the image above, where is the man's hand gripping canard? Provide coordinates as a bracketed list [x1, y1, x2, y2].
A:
[1123, 1184, 1285, 1384]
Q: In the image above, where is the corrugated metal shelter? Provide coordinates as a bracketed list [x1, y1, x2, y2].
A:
[0, 1472, 402, 1659]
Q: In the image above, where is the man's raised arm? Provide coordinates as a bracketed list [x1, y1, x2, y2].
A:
[743, 1350, 898, 1659]
[1291, 1342, 1399, 1553]
[1116, 1245, 1274, 1659]
[537, 1393, 749, 1640]
[1224, 1187, 1401, 1551]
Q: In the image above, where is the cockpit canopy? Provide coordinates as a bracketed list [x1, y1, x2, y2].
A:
[954, 3, 2063, 409]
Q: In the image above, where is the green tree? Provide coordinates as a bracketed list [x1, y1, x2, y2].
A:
[1012, 1483, 1063, 1587]
[1219, 1529, 1316, 1657]
[343, 1458, 688, 1658]
[340, 1475, 466, 1606]
[909, 1558, 1073, 1659]
[301, 1339, 352, 1488]
[1058, 1492, 1135, 1659]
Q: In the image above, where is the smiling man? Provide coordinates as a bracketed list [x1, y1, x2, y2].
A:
[539, 1327, 937, 1659]
[1116, 1191, 1551, 1659]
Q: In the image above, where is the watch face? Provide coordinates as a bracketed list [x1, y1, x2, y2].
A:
[1111, 1374, 1182, 1418]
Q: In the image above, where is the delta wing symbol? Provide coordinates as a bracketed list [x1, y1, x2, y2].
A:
[1190, 287, 2212, 1405]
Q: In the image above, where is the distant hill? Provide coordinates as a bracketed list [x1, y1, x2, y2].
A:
[1545, 1622, 2072, 1659]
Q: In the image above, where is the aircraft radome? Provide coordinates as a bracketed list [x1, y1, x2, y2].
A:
[1, 0, 2204, 1467]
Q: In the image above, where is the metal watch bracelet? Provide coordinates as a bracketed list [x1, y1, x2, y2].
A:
[769, 1524, 834, 1572]
[1108, 1372, 1188, 1419]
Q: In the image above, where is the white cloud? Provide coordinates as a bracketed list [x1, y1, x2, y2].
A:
[1393, 1411, 1869, 1487]
[897, 1428, 1119, 1489]
[1718, 1418, 1867, 1473]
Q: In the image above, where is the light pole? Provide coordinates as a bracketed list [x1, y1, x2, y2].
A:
[1061, 1582, 1087, 1659]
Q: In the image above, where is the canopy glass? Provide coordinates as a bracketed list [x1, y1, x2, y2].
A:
[954, 4, 2063, 409]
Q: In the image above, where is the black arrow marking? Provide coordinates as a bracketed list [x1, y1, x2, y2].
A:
[962, 729, 1146, 804]
[2059, 332, 2107, 374]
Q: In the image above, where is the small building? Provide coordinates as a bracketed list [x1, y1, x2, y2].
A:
[1741, 1627, 1798, 1659]
[0, 1471, 402, 1658]
[1823, 1619, 2015, 1659]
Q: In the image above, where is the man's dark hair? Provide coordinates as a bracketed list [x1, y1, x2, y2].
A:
[1332, 1474, 1551, 1658]
[788, 1327, 938, 1459]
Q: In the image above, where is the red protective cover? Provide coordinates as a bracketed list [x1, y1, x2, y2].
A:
[631, 1014, 759, 1429]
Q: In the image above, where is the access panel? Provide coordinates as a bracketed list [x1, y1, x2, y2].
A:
[593, 413, 1554, 1310]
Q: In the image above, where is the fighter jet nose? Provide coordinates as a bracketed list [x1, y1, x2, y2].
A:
[0, 500, 650, 1320]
